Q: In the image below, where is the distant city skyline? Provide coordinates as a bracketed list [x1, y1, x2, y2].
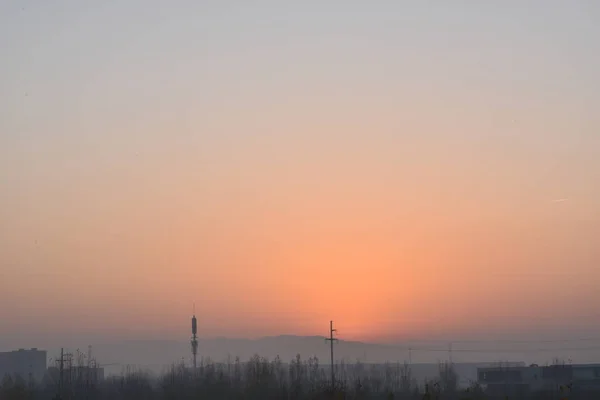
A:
[1, 1, 599, 347]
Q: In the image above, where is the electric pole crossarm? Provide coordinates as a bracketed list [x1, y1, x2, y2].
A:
[325, 321, 338, 391]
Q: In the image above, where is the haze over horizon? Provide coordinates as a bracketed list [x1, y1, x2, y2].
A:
[1, 1, 599, 354]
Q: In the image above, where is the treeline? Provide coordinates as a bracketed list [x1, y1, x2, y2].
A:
[0, 354, 597, 399]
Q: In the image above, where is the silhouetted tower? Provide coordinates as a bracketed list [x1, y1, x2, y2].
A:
[191, 306, 198, 369]
[325, 320, 338, 391]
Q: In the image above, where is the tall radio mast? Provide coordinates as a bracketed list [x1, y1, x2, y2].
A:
[191, 304, 198, 370]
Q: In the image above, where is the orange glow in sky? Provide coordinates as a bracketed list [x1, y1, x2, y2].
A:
[1, 1, 599, 347]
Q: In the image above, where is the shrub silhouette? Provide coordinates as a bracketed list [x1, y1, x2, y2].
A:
[3, 355, 599, 400]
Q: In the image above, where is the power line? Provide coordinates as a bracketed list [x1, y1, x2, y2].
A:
[439, 336, 600, 345]
[372, 313, 600, 327]
[389, 336, 600, 346]
[435, 346, 600, 353]
[385, 345, 600, 354]
[324, 325, 600, 358]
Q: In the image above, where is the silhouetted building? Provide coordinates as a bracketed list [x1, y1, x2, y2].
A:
[478, 363, 600, 395]
[0, 348, 47, 383]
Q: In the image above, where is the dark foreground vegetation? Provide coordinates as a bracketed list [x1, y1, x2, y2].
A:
[1, 355, 597, 399]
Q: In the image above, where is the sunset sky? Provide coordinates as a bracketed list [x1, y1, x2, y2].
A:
[1, 1, 599, 349]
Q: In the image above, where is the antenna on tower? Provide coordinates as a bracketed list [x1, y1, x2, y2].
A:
[191, 304, 198, 370]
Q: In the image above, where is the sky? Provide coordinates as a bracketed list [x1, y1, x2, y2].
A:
[1, 1, 599, 353]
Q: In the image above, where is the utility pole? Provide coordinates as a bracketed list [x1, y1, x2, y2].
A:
[56, 348, 64, 400]
[448, 342, 453, 364]
[325, 321, 338, 391]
